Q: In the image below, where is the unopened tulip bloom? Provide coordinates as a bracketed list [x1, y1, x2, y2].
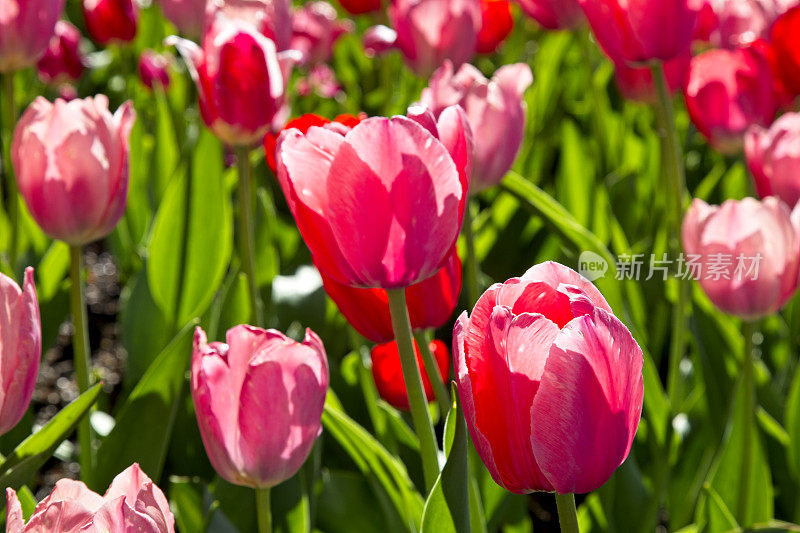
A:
[138, 49, 171, 90]
[0, 268, 40, 437]
[684, 45, 778, 154]
[516, 0, 584, 30]
[372, 339, 449, 410]
[6, 463, 175, 532]
[477, 0, 514, 53]
[746, 113, 800, 207]
[12, 96, 136, 246]
[338, 0, 381, 14]
[455, 261, 644, 495]
[191, 326, 329, 488]
[421, 61, 532, 192]
[291, 2, 353, 66]
[0, 0, 66, 73]
[207, 0, 292, 51]
[683, 197, 800, 319]
[614, 53, 690, 103]
[276, 104, 472, 289]
[36, 21, 84, 84]
[770, 5, 800, 98]
[157, 0, 206, 38]
[82, 0, 139, 45]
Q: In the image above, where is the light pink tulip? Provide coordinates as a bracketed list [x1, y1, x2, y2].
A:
[12, 96, 136, 246]
[291, 2, 353, 66]
[682, 197, 800, 319]
[157, 0, 206, 38]
[454, 262, 644, 495]
[191, 325, 329, 488]
[516, 0, 585, 30]
[0, 268, 40, 437]
[6, 463, 175, 532]
[0, 0, 66, 72]
[746, 113, 800, 207]
[276, 104, 472, 289]
[421, 61, 532, 192]
[207, 0, 292, 51]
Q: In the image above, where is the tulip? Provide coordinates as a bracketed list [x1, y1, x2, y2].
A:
[6, 463, 175, 532]
[684, 44, 779, 154]
[157, 0, 206, 38]
[702, 0, 794, 48]
[746, 113, 800, 207]
[363, 0, 482, 76]
[36, 21, 84, 84]
[207, 0, 293, 52]
[276, 103, 472, 289]
[338, 0, 382, 14]
[0, 0, 66, 73]
[170, 12, 298, 146]
[770, 5, 800, 98]
[138, 49, 171, 90]
[321, 249, 462, 343]
[682, 197, 800, 319]
[613, 52, 691, 103]
[191, 325, 329, 488]
[421, 61, 532, 192]
[516, 0, 585, 30]
[0, 268, 40, 437]
[12, 96, 136, 246]
[477, 0, 514, 54]
[291, 2, 353, 66]
[82, 0, 139, 45]
[454, 261, 644, 495]
[296, 64, 342, 98]
[371, 339, 449, 410]
[578, 0, 697, 65]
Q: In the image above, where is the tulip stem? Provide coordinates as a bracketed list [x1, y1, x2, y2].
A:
[463, 200, 480, 306]
[555, 493, 580, 533]
[255, 487, 272, 533]
[414, 330, 451, 416]
[0, 73, 18, 269]
[738, 320, 757, 526]
[236, 147, 264, 326]
[69, 246, 95, 483]
[387, 288, 440, 492]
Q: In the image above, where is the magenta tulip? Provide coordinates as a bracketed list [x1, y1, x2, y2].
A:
[0, 0, 66, 73]
[6, 463, 175, 532]
[36, 21, 84, 85]
[138, 49, 171, 90]
[291, 2, 353, 66]
[12, 96, 136, 246]
[276, 104, 472, 289]
[746, 113, 800, 207]
[82, 0, 139, 45]
[157, 0, 206, 38]
[516, 0, 585, 30]
[207, 0, 293, 52]
[454, 262, 644, 495]
[191, 325, 329, 488]
[613, 52, 691, 103]
[421, 61, 532, 192]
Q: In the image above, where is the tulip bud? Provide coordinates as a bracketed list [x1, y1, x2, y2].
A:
[157, 0, 206, 38]
[12, 96, 136, 246]
[191, 326, 329, 488]
[454, 261, 644, 495]
[291, 2, 353, 66]
[338, 0, 381, 14]
[36, 21, 84, 85]
[138, 49, 171, 90]
[477, 0, 514, 54]
[516, 0, 585, 30]
[746, 113, 800, 207]
[82, 0, 139, 45]
[682, 197, 800, 319]
[0, 0, 66, 73]
[371, 339, 450, 410]
[613, 52, 690, 103]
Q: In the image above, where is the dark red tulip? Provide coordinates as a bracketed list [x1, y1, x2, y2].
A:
[338, 0, 382, 15]
[82, 0, 139, 45]
[371, 339, 450, 410]
[477, 0, 514, 54]
[37, 21, 84, 84]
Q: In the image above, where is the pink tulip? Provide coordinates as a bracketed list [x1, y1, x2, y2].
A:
[12, 96, 136, 247]
[746, 113, 800, 207]
[6, 463, 175, 532]
[138, 49, 171, 90]
[170, 12, 298, 146]
[454, 261, 644, 495]
[363, 0, 482, 77]
[682, 197, 800, 319]
[37, 21, 84, 85]
[207, 0, 292, 51]
[515, 0, 585, 30]
[157, 0, 206, 38]
[0, 0, 66, 73]
[82, 0, 139, 45]
[421, 61, 532, 192]
[291, 2, 353, 66]
[700, 0, 796, 48]
[578, 0, 697, 64]
[684, 45, 779, 154]
[191, 325, 329, 488]
[276, 104, 472, 289]
[0, 268, 40, 437]
[613, 52, 691, 103]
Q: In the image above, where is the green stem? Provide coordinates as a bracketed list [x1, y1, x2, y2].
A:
[386, 288, 440, 491]
[414, 330, 451, 416]
[69, 246, 95, 483]
[255, 487, 272, 533]
[1, 73, 18, 269]
[555, 493, 580, 533]
[737, 321, 756, 526]
[236, 147, 264, 326]
[463, 200, 480, 307]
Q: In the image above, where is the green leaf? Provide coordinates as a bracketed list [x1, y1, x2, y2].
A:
[35, 241, 69, 301]
[785, 362, 800, 480]
[557, 119, 594, 227]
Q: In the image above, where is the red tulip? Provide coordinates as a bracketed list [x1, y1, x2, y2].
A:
[0, 0, 66, 73]
[770, 5, 800, 98]
[338, 0, 382, 14]
[477, 0, 514, 54]
[371, 339, 450, 410]
[82, 0, 139, 45]
[37, 21, 84, 85]
[138, 50, 171, 91]
[613, 52, 691, 103]
[516, 0, 584, 30]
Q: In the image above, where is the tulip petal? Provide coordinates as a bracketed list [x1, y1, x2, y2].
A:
[6, 488, 25, 532]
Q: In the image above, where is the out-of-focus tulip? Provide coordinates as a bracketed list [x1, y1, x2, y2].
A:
[684, 45, 778, 154]
[276, 104, 472, 289]
[516, 0, 584, 30]
[12, 96, 135, 246]
[157, 0, 206, 38]
[296, 63, 341, 98]
[291, 2, 353, 66]
[321, 249, 462, 343]
[477, 0, 514, 53]
[746, 113, 800, 206]
[191, 325, 329, 488]
[170, 12, 299, 146]
[363, 0, 482, 77]
[454, 261, 644, 495]
[371, 339, 449, 410]
[338, 0, 381, 14]
[207, 0, 292, 51]
[36, 21, 84, 84]
[0, 0, 66, 73]
[702, 0, 794, 48]
[770, 5, 800, 98]
[82, 0, 139, 45]
[0, 268, 40, 437]
[613, 52, 691, 103]
[578, 0, 697, 64]
[683, 197, 800, 319]
[138, 49, 171, 90]
[421, 61, 532, 192]
[6, 463, 175, 532]
[692, 0, 719, 42]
